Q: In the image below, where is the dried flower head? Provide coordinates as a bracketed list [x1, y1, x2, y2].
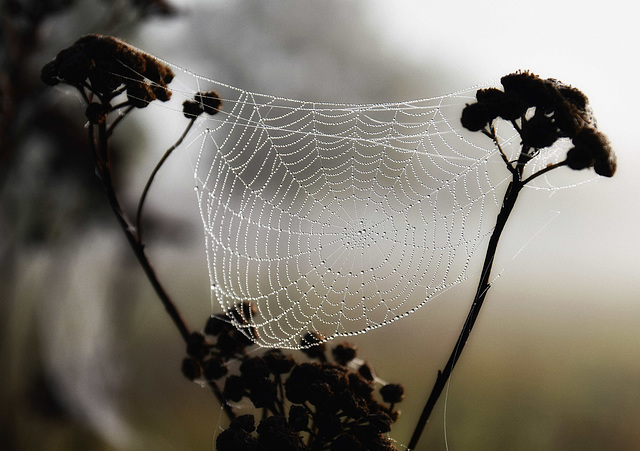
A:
[462, 70, 616, 178]
[460, 102, 498, 132]
[194, 90, 223, 115]
[566, 127, 616, 176]
[231, 414, 257, 433]
[204, 313, 227, 336]
[182, 99, 204, 118]
[288, 405, 308, 432]
[380, 383, 405, 404]
[216, 426, 260, 451]
[263, 349, 296, 374]
[520, 112, 558, 149]
[181, 357, 201, 381]
[248, 376, 277, 408]
[222, 374, 245, 402]
[257, 415, 306, 451]
[186, 331, 208, 359]
[332, 342, 357, 365]
[202, 356, 228, 380]
[41, 34, 174, 108]
[300, 332, 327, 360]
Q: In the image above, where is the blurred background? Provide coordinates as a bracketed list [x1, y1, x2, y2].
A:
[2, 0, 638, 450]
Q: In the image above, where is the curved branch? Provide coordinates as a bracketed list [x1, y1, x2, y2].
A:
[408, 176, 523, 450]
[93, 120, 236, 422]
[135, 117, 196, 242]
[522, 160, 567, 185]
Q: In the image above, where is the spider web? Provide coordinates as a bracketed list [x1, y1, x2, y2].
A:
[159, 66, 582, 349]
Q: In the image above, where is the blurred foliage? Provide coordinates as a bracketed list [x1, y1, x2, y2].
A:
[1, 1, 176, 449]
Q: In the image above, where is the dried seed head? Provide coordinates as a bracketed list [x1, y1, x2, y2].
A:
[41, 34, 174, 106]
[263, 349, 296, 374]
[285, 362, 323, 403]
[594, 150, 617, 177]
[357, 362, 374, 382]
[181, 358, 201, 381]
[222, 375, 245, 402]
[332, 342, 357, 365]
[240, 356, 270, 381]
[202, 357, 228, 380]
[182, 99, 204, 118]
[215, 427, 259, 451]
[248, 377, 277, 408]
[566, 127, 616, 177]
[230, 414, 256, 432]
[186, 332, 208, 359]
[463, 70, 616, 178]
[380, 383, 405, 404]
[126, 81, 156, 108]
[257, 415, 305, 450]
[288, 405, 308, 432]
[204, 313, 227, 336]
[500, 70, 560, 110]
[194, 90, 223, 115]
[520, 113, 559, 149]
[461, 102, 497, 132]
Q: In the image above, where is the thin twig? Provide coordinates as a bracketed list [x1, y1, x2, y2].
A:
[408, 175, 523, 450]
[106, 105, 134, 137]
[408, 134, 566, 449]
[487, 124, 516, 174]
[96, 121, 191, 341]
[136, 117, 196, 242]
[523, 160, 567, 185]
[92, 119, 236, 422]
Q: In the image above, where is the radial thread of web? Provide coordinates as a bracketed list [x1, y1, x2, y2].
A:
[180, 81, 500, 349]
[142, 65, 585, 350]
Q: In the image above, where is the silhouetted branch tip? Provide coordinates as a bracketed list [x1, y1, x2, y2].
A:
[195, 90, 223, 114]
[332, 342, 358, 365]
[183, 90, 223, 118]
[380, 384, 405, 404]
[41, 34, 174, 109]
[461, 70, 616, 177]
[567, 126, 616, 177]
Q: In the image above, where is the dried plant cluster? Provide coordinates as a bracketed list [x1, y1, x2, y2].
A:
[40, 36, 616, 451]
[41, 34, 175, 125]
[184, 306, 404, 451]
[40, 35, 404, 451]
[461, 70, 616, 177]
[409, 71, 615, 449]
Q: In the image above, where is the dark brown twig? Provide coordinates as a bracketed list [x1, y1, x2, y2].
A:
[91, 117, 236, 422]
[136, 117, 196, 242]
[408, 164, 524, 450]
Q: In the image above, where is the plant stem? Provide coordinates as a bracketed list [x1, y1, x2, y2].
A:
[97, 121, 191, 341]
[408, 175, 524, 450]
[93, 121, 236, 421]
[136, 118, 196, 242]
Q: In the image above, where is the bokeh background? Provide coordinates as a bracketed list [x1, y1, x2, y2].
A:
[2, 0, 639, 450]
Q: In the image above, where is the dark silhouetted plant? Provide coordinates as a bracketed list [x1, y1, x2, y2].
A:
[41, 35, 615, 450]
[41, 34, 404, 450]
[409, 70, 615, 450]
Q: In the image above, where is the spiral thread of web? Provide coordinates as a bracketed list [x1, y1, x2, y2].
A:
[179, 77, 521, 349]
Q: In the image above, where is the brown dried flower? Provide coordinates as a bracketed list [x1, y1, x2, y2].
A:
[41, 34, 174, 108]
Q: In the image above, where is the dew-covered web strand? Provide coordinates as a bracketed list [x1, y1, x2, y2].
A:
[176, 73, 510, 350]
[116, 58, 582, 350]
[210, 106, 496, 344]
